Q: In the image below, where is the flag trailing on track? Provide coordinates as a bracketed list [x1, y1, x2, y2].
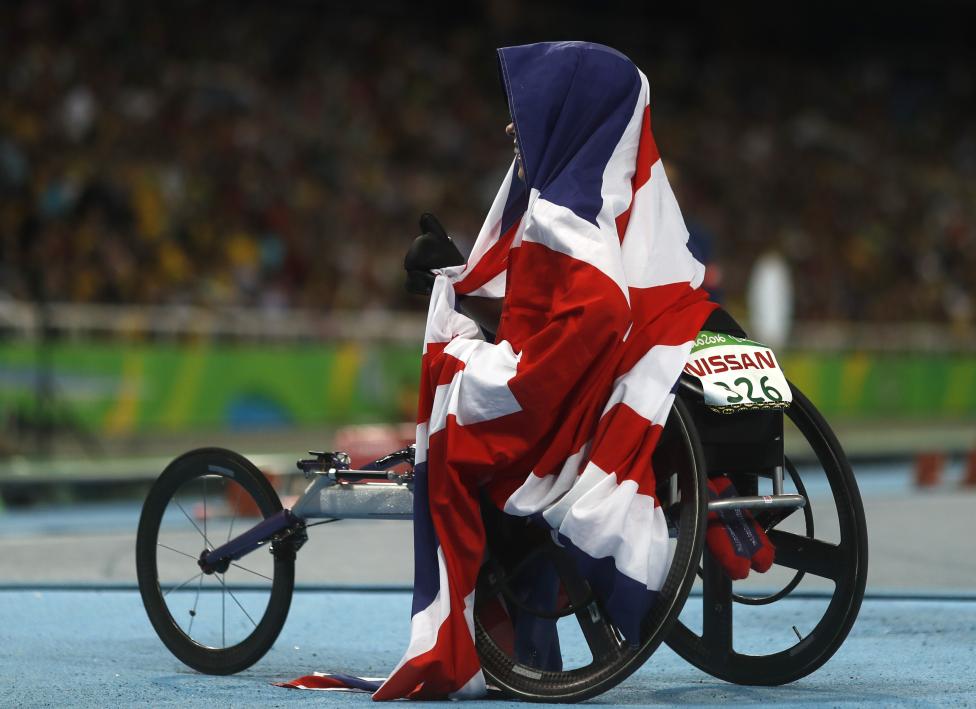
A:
[276, 673, 384, 692]
[283, 40, 716, 700]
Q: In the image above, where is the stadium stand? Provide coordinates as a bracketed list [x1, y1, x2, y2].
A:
[1, 1, 974, 328]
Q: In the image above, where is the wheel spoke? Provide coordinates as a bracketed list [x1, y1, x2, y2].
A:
[767, 529, 843, 581]
[188, 573, 204, 634]
[203, 476, 209, 550]
[701, 550, 733, 658]
[230, 562, 273, 583]
[157, 542, 200, 562]
[575, 600, 622, 661]
[163, 572, 204, 598]
[174, 499, 213, 550]
[216, 573, 258, 627]
[547, 550, 621, 661]
[227, 483, 241, 543]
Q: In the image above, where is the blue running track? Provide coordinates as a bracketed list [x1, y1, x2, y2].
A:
[2, 588, 975, 707]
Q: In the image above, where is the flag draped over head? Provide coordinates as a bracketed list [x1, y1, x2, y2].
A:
[281, 40, 717, 700]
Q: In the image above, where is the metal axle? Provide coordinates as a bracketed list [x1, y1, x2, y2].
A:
[707, 493, 806, 513]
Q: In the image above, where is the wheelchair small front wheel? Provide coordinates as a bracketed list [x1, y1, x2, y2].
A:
[136, 448, 296, 675]
[666, 383, 868, 685]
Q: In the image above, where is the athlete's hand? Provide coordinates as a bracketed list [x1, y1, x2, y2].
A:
[404, 213, 465, 295]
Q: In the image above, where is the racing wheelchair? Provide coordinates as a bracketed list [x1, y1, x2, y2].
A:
[135, 317, 868, 703]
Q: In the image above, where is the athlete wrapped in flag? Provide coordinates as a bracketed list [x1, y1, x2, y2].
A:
[281, 40, 772, 699]
[381, 39, 716, 700]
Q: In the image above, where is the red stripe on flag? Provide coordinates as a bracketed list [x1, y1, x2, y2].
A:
[372, 427, 487, 701]
[621, 285, 717, 375]
[372, 603, 483, 700]
[416, 350, 467, 424]
[276, 675, 358, 690]
[633, 106, 659, 192]
[589, 404, 664, 498]
[454, 218, 521, 296]
[498, 241, 630, 361]
[614, 106, 660, 241]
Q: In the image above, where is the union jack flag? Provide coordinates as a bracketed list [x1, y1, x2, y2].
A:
[283, 40, 716, 700]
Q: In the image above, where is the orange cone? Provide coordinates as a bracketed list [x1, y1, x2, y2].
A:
[962, 450, 976, 488]
[914, 452, 945, 488]
[227, 468, 280, 517]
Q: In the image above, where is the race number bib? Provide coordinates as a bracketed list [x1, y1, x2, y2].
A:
[683, 331, 792, 412]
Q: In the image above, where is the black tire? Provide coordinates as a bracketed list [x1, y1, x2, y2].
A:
[474, 396, 708, 702]
[136, 448, 295, 675]
[666, 383, 869, 685]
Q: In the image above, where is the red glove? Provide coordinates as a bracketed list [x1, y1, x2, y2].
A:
[705, 476, 775, 580]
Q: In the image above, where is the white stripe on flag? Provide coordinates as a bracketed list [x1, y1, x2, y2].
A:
[464, 268, 507, 299]
[380, 546, 452, 681]
[620, 159, 706, 289]
[541, 461, 671, 590]
[447, 589, 487, 699]
[602, 343, 692, 425]
[540, 460, 609, 529]
[521, 196, 630, 303]
[503, 442, 590, 516]
[456, 160, 517, 274]
[449, 339, 522, 426]
[414, 422, 428, 465]
[429, 373, 462, 437]
[423, 276, 481, 355]
[598, 72, 648, 227]
[429, 339, 522, 436]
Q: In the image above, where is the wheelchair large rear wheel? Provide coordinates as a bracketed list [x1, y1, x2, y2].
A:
[136, 448, 296, 675]
[666, 384, 868, 685]
[474, 396, 708, 702]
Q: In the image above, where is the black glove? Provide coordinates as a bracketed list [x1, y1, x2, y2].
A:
[404, 213, 465, 296]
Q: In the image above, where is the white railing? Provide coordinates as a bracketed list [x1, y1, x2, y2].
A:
[0, 299, 974, 352]
[777, 320, 976, 353]
[0, 299, 426, 344]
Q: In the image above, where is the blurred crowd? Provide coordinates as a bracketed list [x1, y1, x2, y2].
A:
[1, 1, 973, 325]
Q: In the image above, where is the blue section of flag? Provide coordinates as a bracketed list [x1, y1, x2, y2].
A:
[508, 551, 563, 671]
[410, 461, 441, 616]
[323, 673, 382, 692]
[556, 532, 660, 646]
[497, 41, 640, 225]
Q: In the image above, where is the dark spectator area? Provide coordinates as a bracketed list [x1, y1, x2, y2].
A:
[1, 1, 973, 325]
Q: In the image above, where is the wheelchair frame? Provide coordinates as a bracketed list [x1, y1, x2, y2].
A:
[136, 374, 868, 701]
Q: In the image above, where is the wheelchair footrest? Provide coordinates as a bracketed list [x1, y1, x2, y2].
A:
[707, 493, 805, 513]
